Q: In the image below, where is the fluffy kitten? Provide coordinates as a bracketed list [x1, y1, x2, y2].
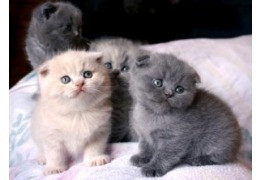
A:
[26, 1, 89, 69]
[129, 53, 241, 177]
[90, 38, 145, 142]
[31, 50, 112, 175]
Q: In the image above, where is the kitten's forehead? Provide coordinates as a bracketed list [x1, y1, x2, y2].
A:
[140, 54, 195, 84]
[109, 49, 129, 64]
[95, 47, 130, 70]
[91, 38, 137, 66]
[49, 50, 101, 75]
[51, 2, 82, 24]
[57, 2, 81, 16]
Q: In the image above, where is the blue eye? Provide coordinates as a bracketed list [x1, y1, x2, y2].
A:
[121, 65, 129, 72]
[175, 86, 184, 94]
[61, 75, 71, 84]
[104, 62, 112, 69]
[83, 71, 93, 78]
[152, 79, 163, 87]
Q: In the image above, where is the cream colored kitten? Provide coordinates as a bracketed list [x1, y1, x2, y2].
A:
[31, 50, 112, 175]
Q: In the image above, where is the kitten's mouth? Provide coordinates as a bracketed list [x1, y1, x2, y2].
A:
[151, 99, 173, 108]
[149, 98, 167, 104]
[75, 89, 85, 96]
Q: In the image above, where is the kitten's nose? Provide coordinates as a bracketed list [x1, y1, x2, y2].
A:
[76, 81, 85, 88]
[112, 70, 120, 77]
[165, 91, 173, 98]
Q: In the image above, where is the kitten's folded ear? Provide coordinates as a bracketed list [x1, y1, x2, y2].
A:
[37, 2, 57, 22]
[193, 72, 201, 84]
[135, 55, 150, 68]
[38, 62, 49, 77]
[188, 65, 201, 84]
[91, 52, 103, 64]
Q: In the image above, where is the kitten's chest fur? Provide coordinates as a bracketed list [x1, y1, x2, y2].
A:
[132, 103, 179, 144]
[55, 111, 109, 138]
[111, 82, 132, 111]
[29, 35, 64, 54]
[65, 111, 109, 152]
[39, 108, 110, 153]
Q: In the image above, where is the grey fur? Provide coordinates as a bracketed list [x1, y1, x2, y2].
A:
[129, 53, 241, 177]
[25, 1, 89, 69]
[90, 38, 147, 142]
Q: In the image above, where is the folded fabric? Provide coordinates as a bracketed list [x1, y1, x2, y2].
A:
[9, 35, 252, 179]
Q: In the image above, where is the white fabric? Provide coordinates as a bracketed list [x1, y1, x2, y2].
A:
[10, 35, 252, 179]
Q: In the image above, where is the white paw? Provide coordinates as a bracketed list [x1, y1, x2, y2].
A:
[44, 165, 67, 175]
[36, 156, 46, 165]
[85, 155, 111, 167]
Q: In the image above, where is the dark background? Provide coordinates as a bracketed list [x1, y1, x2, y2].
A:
[10, 0, 252, 88]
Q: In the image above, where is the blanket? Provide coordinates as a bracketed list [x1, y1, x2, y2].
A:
[9, 35, 252, 179]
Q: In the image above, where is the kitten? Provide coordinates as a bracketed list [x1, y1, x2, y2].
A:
[129, 53, 241, 177]
[25, 1, 89, 69]
[31, 50, 112, 175]
[90, 37, 145, 142]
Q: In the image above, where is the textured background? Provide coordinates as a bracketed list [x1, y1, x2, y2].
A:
[9, 0, 252, 88]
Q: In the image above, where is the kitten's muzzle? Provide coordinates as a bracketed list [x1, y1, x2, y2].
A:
[112, 70, 120, 77]
[165, 90, 174, 98]
[75, 81, 85, 96]
[76, 81, 85, 89]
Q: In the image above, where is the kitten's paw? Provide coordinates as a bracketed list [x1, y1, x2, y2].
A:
[185, 155, 217, 166]
[85, 155, 110, 167]
[36, 156, 46, 165]
[44, 165, 67, 175]
[130, 154, 150, 167]
[141, 166, 165, 177]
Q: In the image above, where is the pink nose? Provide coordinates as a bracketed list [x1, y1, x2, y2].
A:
[76, 81, 85, 88]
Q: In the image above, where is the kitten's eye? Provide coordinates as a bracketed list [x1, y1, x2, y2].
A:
[175, 86, 184, 94]
[66, 24, 72, 30]
[152, 79, 163, 87]
[104, 62, 112, 69]
[61, 75, 71, 84]
[63, 24, 72, 33]
[121, 65, 129, 72]
[83, 71, 93, 78]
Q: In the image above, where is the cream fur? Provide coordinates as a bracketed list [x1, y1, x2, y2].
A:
[31, 50, 112, 175]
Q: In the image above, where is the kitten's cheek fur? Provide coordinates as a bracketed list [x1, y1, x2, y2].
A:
[64, 90, 81, 99]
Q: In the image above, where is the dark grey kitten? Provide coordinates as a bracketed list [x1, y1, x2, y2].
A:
[90, 38, 145, 142]
[129, 53, 241, 177]
[25, 1, 89, 69]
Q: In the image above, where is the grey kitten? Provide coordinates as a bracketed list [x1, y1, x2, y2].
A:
[90, 38, 145, 142]
[25, 1, 89, 69]
[129, 53, 241, 177]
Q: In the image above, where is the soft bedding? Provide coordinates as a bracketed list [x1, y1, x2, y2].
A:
[10, 35, 252, 179]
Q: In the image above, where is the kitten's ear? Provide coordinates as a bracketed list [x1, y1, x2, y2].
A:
[38, 2, 57, 22]
[188, 66, 201, 84]
[193, 72, 201, 84]
[38, 63, 49, 77]
[91, 52, 103, 64]
[135, 55, 150, 68]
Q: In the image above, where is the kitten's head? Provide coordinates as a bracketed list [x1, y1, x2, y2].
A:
[90, 38, 145, 85]
[31, 2, 88, 50]
[131, 53, 200, 114]
[37, 50, 110, 108]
